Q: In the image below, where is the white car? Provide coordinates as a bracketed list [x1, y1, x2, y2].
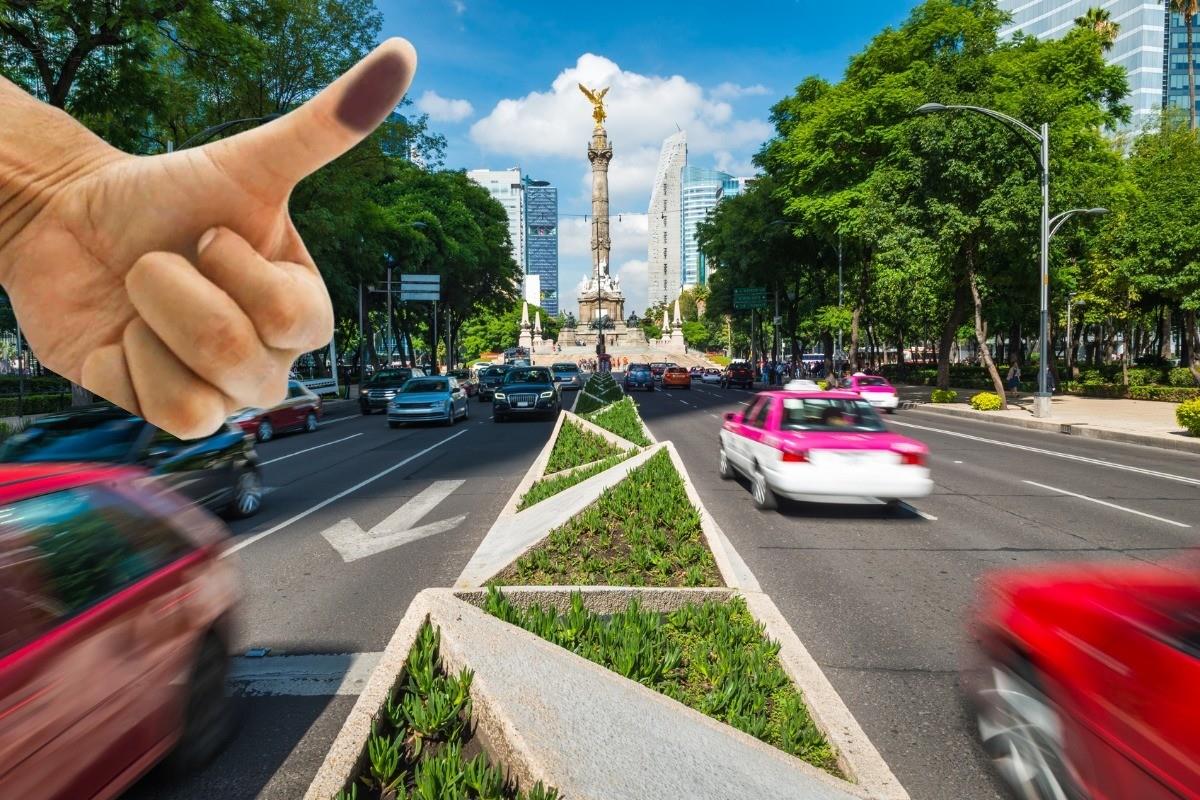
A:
[701, 368, 723, 384]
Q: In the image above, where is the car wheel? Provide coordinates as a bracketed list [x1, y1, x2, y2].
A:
[885, 407, 895, 414]
[255, 419, 273, 442]
[974, 660, 1084, 800]
[751, 467, 777, 510]
[304, 412, 318, 432]
[443, 410, 454, 426]
[462, 403, 469, 421]
[388, 421, 401, 429]
[718, 448, 735, 480]
[228, 468, 262, 518]
[164, 632, 236, 774]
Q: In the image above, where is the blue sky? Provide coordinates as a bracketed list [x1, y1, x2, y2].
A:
[377, 1, 916, 312]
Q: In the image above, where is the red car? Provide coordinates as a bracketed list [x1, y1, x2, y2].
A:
[0, 464, 240, 799]
[720, 363, 754, 389]
[966, 559, 1200, 800]
[230, 379, 322, 442]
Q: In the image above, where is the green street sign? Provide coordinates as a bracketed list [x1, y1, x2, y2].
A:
[733, 287, 768, 310]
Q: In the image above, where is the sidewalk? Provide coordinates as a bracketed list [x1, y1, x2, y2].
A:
[897, 385, 1199, 455]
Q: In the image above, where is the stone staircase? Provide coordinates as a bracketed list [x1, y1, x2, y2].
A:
[529, 349, 719, 369]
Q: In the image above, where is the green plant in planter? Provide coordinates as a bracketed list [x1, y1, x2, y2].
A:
[365, 727, 406, 796]
[583, 397, 651, 446]
[1178, 398, 1200, 436]
[546, 420, 622, 473]
[970, 391, 1003, 411]
[930, 388, 957, 404]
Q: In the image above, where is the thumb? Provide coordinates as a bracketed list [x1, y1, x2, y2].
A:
[207, 37, 417, 190]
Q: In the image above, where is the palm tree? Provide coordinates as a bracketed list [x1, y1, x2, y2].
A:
[1165, 0, 1200, 129]
[1074, 7, 1119, 51]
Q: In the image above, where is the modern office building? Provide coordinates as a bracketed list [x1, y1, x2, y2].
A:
[523, 177, 559, 315]
[680, 165, 734, 289]
[467, 168, 525, 272]
[647, 131, 688, 309]
[998, 1, 1186, 130]
[1165, 8, 1200, 117]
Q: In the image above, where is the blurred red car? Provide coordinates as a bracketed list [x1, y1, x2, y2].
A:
[0, 464, 240, 799]
[229, 379, 322, 442]
[965, 559, 1200, 800]
[662, 366, 691, 390]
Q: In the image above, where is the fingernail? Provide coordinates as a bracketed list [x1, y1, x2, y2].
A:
[336, 52, 409, 132]
[198, 227, 218, 253]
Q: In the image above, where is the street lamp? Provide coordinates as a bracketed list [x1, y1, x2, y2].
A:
[168, 113, 283, 151]
[915, 102, 1054, 416]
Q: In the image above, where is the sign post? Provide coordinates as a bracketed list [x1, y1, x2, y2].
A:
[400, 275, 441, 372]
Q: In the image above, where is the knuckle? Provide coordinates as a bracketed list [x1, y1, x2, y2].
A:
[195, 317, 259, 368]
[156, 384, 226, 440]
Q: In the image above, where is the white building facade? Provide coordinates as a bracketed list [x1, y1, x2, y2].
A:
[646, 131, 687, 309]
[467, 168, 525, 272]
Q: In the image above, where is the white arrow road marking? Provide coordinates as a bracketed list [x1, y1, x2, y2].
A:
[322, 480, 468, 562]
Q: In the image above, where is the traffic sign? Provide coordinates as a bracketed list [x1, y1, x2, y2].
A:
[400, 274, 440, 302]
[733, 287, 768, 310]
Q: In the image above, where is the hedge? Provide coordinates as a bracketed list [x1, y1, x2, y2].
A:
[1060, 382, 1129, 399]
[1129, 385, 1200, 402]
[0, 393, 73, 416]
[0, 376, 69, 396]
[1169, 367, 1199, 387]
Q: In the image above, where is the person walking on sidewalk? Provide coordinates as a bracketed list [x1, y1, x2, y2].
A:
[1005, 361, 1022, 396]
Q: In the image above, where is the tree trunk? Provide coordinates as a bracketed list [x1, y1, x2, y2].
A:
[1123, 318, 1132, 386]
[896, 327, 906, 372]
[821, 331, 834, 378]
[848, 306, 861, 370]
[1161, 306, 1173, 361]
[967, 265, 1007, 408]
[1183, 307, 1194, 371]
[1187, 309, 1200, 384]
[936, 277, 971, 390]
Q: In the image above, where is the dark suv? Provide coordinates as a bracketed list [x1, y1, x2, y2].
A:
[477, 365, 510, 401]
[721, 363, 754, 389]
[493, 367, 559, 422]
[359, 367, 426, 414]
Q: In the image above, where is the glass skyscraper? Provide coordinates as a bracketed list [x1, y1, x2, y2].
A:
[681, 165, 734, 289]
[524, 178, 559, 315]
[467, 168, 525, 272]
[647, 131, 688, 309]
[1165, 9, 1200, 118]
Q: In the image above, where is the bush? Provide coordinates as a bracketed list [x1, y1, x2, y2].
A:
[0, 393, 73, 416]
[0, 375, 69, 396]
[574, 373, 625, 414]
[1079, 369, 1106, 386]
[1178, 398, 1200, 436]
[930, 388, 958, 404]
[970, 391, 1003, 411]
[1169, 367, 1198, 387]
[1125, 367, 1162, 387]
[1130, 385, 1200, 402]
[1061, 382, 1128, 399]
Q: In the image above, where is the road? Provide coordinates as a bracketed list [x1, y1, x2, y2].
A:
[125, 396, 554, 800]
[631, 380, 1200, 800]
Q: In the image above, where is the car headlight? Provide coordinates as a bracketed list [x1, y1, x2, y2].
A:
[540, 391, 553, 399]
[494, 392, 506, 400]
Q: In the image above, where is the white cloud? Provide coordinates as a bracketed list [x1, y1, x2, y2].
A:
[713, 150, 757, 178]
[450, 0, 466, 14]
[709, 82, 770, 101]
[559, 215, 650, 316]
[470, 54, 772, 167]
[416, 90, 474, 123]
[615, 259, 649, 315]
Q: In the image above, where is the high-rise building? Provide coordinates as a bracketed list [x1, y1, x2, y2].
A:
[998, 2, 1176, 130]
[680, 165, 734, 289]
[523, 178, 559, 315]
[647, 131, 687, 309]
[467, 168, 525, 272]
[1165, 8, 1200, 117]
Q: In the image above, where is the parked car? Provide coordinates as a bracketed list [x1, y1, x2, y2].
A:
[718, 389, 931, 509]
[720, 363, 755, 389]
[701, 368, 723, 384]
[447, 369, 479, 397]
[359, 367, 426, 415]
[847, 373, 899, 413]
[650, 362, 669, 381]
[493, 367, 560, 422]
[387, 376, 469, 428]
[662, 366, 691, 390]
[477, 365, 510, 401]
[624, 364, 654, 392]
[0, 463, 240, 800]
[965, 557, 1200, 800]
[550, 362, 584, 391]
[0, 404, 263, 518]
[229, 380, 322, 442]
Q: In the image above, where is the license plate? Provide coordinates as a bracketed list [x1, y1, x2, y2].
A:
[517, 401, 531, 408]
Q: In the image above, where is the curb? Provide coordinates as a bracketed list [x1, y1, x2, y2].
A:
[907, 403, 1200, 454]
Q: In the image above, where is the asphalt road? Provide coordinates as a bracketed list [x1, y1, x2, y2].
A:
[125, 395, 556, 800]
[630, 380, 1200, 800]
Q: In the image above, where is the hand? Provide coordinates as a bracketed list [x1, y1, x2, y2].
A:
[0, 39, 416, 438]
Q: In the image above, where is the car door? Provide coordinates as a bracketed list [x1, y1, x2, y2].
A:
[139, 427, 226, 509]
[447, 378, 462, 416]
[740, 397, 776, 468]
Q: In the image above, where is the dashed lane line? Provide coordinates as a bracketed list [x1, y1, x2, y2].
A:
[1023, 480, 1191, 529]
[259, 433, 363, 466]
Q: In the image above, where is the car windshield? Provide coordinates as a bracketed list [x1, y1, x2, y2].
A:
[780, 398, 887, 433]
[504, 368, 552, 384]
[856, 376, 889, 386]
[483, 367, 507, 378]
[448, 370, 470, 380]
[402, 379, 447, 394]
[372, 369, 411, 383]
[0, 414, 145, 463]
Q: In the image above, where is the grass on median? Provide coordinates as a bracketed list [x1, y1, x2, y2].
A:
[582, 397, 651, 447]
[336, 622, 558, 800]
[484, 588, 840, 776]
[574, 373, 624, 415]
[545, 419, 624, 474]
[518, 450, 635, 511]
[495, 448, 720, 587]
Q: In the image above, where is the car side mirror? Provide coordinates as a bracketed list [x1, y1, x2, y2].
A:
[723, 412, 742, 423]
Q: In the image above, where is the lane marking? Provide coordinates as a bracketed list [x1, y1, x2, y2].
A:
[892, 420, 1200, 487]
[259, 433, 363, 466]
[224, 429, 469, 557]
[680, 400, 692, 406]
[229, 652, 382, 696]
[953, 460, 963, 464]
[318, 415, 357, 426]
[1022, 480, 1191, 529]
[709, 413, 720, 420]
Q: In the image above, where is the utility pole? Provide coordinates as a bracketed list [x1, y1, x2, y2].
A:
[386, 264, 393, 367]
[837, 234, 843, 366]
[357, 282, 365, 398]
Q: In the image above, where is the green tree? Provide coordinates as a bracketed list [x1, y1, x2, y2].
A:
[1075, 7, 1119, 51]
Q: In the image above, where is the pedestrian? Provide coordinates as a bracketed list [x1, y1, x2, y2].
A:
[1005, 361, 1021, 396]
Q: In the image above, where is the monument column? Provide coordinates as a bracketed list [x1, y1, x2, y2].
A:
[588, 127, 613, 280]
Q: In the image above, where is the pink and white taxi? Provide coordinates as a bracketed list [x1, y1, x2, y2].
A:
[718, 389, 932, 509]
[847, 373, 899, 412]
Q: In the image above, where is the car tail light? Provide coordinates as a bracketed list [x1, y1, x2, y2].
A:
[782, 450, 808, 463]
[898, 451, 925, 466]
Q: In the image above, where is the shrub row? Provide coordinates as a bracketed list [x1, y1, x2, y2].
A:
[545, 420, 623, 474]
[0, 375, 69, 396]
[0, 393, 73, 416]
[930, 389, 958, 404]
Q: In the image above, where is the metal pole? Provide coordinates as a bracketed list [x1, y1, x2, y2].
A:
[386, 265, 393, 367]
[837, 234, 844, 364]
[774, 286, 780, 383]
[1065, 297, 1073, 380]
[15, 324, 23, 419]
[433, 302, 438, 374]
[357, 281, 365, 398]
[1035, 122, 1051, 418]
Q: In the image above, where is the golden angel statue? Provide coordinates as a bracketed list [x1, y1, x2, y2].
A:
[578, 83, 610, 126]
